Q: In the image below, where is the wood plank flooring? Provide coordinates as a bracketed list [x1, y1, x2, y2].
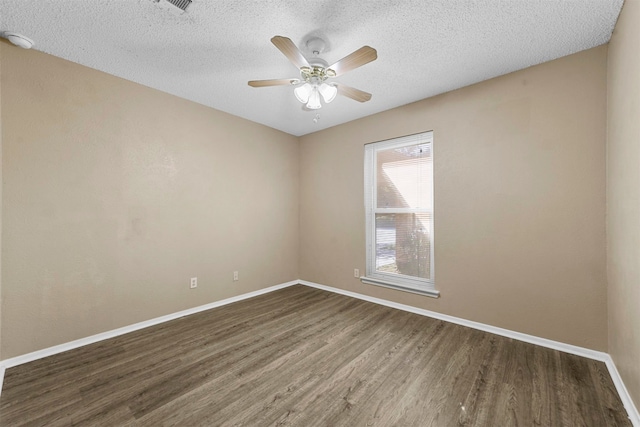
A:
[0, 285, 632, 426]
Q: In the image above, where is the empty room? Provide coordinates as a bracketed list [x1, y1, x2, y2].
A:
[0, 0, 638, 425]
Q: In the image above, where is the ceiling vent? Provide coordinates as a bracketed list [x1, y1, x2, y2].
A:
[166, 0, 191, 12]
[151, 0, 192, 14]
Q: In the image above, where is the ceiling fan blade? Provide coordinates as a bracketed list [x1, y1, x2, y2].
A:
[271, 36, 310, 69]
[328, 46, 377, 77]
[337, 84, 372, 102]
[248, 78, 299, 87]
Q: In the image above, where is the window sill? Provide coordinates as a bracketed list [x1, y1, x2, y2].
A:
[360, 277, 440, 298]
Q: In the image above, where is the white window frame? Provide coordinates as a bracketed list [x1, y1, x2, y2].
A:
[362, 131, 438, 298]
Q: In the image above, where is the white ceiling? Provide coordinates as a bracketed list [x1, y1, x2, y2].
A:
[0, 0, 624, 136]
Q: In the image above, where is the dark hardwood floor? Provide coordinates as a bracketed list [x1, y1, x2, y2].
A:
[0, 285, 632, 426]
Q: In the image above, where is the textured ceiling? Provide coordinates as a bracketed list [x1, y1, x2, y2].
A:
[0, 0, 624, 136]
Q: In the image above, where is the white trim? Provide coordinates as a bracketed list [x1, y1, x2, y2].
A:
[299, 280, 639, 426]
[0, 366, 5, 397]
[604, 356, 640, 426]
[0, 280, 299, 397]
[300, 280, 607, 358]
[0, 278, 637, 426]
[364, 133, 436, 293]
[360, 276, 439, 298]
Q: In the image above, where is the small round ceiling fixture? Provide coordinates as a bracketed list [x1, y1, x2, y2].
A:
[306, 37, 327, 56]
[2, 32, 34, 49]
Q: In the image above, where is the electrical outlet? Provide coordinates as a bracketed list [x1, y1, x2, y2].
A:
[354, 268, 360, 278]
[233, 271, 239, 281]
[190, 277, 197, 289]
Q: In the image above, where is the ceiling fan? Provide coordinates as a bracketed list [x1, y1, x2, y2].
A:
[248, 36, 377, 110]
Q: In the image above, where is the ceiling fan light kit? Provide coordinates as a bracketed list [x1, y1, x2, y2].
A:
[318, 83, 337, 103]
[306, 87, 322, 110]
[248, 35, 377, 111]
[294, 83, 313, 103]
[294, 82, 337, 109]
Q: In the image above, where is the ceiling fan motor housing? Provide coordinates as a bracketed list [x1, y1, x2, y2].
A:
[300, 57, 336, 84]
[306, 37, 327, 55]
[247, 35, 375, 107]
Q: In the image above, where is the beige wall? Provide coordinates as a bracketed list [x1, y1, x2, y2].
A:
[0, 37, 615, 360]
[0, 41, 3, 358]
[0, 45, 299, 359]
[300, 46, 608, 351]
[607, 0, 640, 409]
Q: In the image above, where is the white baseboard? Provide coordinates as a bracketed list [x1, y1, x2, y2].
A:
[0, 280, 299, 396]
[604, 355, 640, 426]
[299, 280, 608, 360]
[0, 366, 5, 398]
[300, 280, 639, 426]
[0, 278, 637, 425]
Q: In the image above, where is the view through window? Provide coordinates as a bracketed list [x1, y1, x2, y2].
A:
[363, 132, 437, 297]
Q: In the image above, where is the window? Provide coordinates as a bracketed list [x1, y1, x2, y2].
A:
[363, 131, 438, 297]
